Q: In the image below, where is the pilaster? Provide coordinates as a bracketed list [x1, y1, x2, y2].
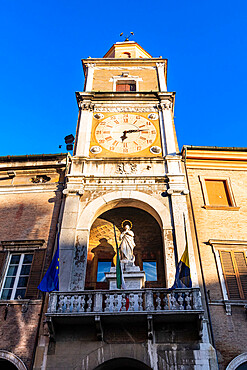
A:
[59, 191, 80, 291]
[85, 63, 95, 92]
[74, 101, 94, 157]
[159, 99, 176, 156]
[156, 63, 167, 92]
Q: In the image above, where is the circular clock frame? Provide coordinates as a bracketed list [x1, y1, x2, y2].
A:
[94, 113, 157, 154]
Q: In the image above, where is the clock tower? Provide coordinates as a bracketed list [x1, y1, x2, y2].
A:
[43, 40, 217, 370]
[61, 40, 198, 291]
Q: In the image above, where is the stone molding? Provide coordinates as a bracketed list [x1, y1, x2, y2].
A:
[63, 189, 84, 196]
[94, 66, 156, 70]
[159, 99, 173, 110]
[0, 184, 61, 195]
[85, 63, 96, 69]
[79, 101, 94, 111]
[156, 62, 165, 68]
[0, 350, 27, 370]
[226, 352, 247, 370]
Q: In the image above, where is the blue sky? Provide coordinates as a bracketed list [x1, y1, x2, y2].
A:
[0, 0, 246, 156]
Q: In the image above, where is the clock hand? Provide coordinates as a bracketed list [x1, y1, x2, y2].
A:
[124, 129, 149, 134]
[120, 131, 128, 142]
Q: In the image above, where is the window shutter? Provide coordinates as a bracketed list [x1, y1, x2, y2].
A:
[25, 249, 46, 299]
[0, 251, 8, 280]
[220, 251, 241, 299]
[116, 84, 128, 92]
[116, 83, 136, 92]
[234, 252, 247, 299]
[205, 180, 231, 206]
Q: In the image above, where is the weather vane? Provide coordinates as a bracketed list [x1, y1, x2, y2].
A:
[120, 32, 134, 41]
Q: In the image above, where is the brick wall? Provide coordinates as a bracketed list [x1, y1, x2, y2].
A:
[0, 302, 42, 369]
[186, 165, 247, 369]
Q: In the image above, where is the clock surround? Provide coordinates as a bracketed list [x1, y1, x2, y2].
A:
[90, 112, 162, 157]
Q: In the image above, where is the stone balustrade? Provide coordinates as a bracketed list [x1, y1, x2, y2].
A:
[47, 288, 203, 315]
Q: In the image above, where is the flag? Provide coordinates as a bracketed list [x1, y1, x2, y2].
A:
[113, 225, 126, 289]
[38, 234, 59, 292]
[169, 216, 192, 289]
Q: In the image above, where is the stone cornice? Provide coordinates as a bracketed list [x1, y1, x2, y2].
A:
[76, 92, 175, 108]
[183, 147, 247, 170]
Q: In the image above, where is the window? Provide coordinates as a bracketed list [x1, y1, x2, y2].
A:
[97, 260, 112, 282]
[110, 75, 142, 92]
[116, 81, 136, 92]
[210, 240, 247, 304]
[200, 176, 239, 210]
[205, 179, 232, 206]
[143, 261, 157, 281]
[219, 250, 247, 300]
[1, 253, 33, 300]
[0, 240, 46, 300]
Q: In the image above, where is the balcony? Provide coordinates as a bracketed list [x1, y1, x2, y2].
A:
[46, 288, 204, 340]
[47, 287, 202, 314]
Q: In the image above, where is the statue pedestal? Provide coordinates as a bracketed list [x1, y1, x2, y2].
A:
[105, 261, 146, 290]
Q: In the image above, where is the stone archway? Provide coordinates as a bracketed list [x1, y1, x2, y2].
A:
[94, 357, 152, 370]
[77, 190, 172, 231]
[80, 343, 152, 370]
[0, 351, 27, 370]
[63, 191, 176, 291]
[226, 353, 247, 370]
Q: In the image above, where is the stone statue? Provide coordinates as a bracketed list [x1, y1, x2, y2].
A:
[119, 220, 135, 263]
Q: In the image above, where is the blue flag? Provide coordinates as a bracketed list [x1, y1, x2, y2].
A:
[169, 216, 192, 289]
[38, 235, 59, 292]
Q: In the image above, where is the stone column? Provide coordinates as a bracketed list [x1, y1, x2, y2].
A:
[156, 62, 167, 92]
[59, 191, 80, 291]
[74, 101, 94, 157]
[85, 63, 95, 92]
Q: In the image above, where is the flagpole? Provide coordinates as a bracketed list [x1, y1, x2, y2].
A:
[113, 225, 122, 289]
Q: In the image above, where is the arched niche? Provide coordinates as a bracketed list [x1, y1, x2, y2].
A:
[0, 351, 27, 370]
[85, 206, 166, 289]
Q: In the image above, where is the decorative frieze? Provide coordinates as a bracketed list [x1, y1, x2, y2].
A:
[94, 105, 158, 113]
[116, 163, 137, 174]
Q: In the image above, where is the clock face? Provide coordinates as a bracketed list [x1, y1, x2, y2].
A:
[94, 113, 157, 154]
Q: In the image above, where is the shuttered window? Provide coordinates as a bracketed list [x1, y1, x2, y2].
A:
[219, 250, 247, 300]
[116, 82, 136, 92]
[205, 179, 232, 206]
[0, 249, 45, 300]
